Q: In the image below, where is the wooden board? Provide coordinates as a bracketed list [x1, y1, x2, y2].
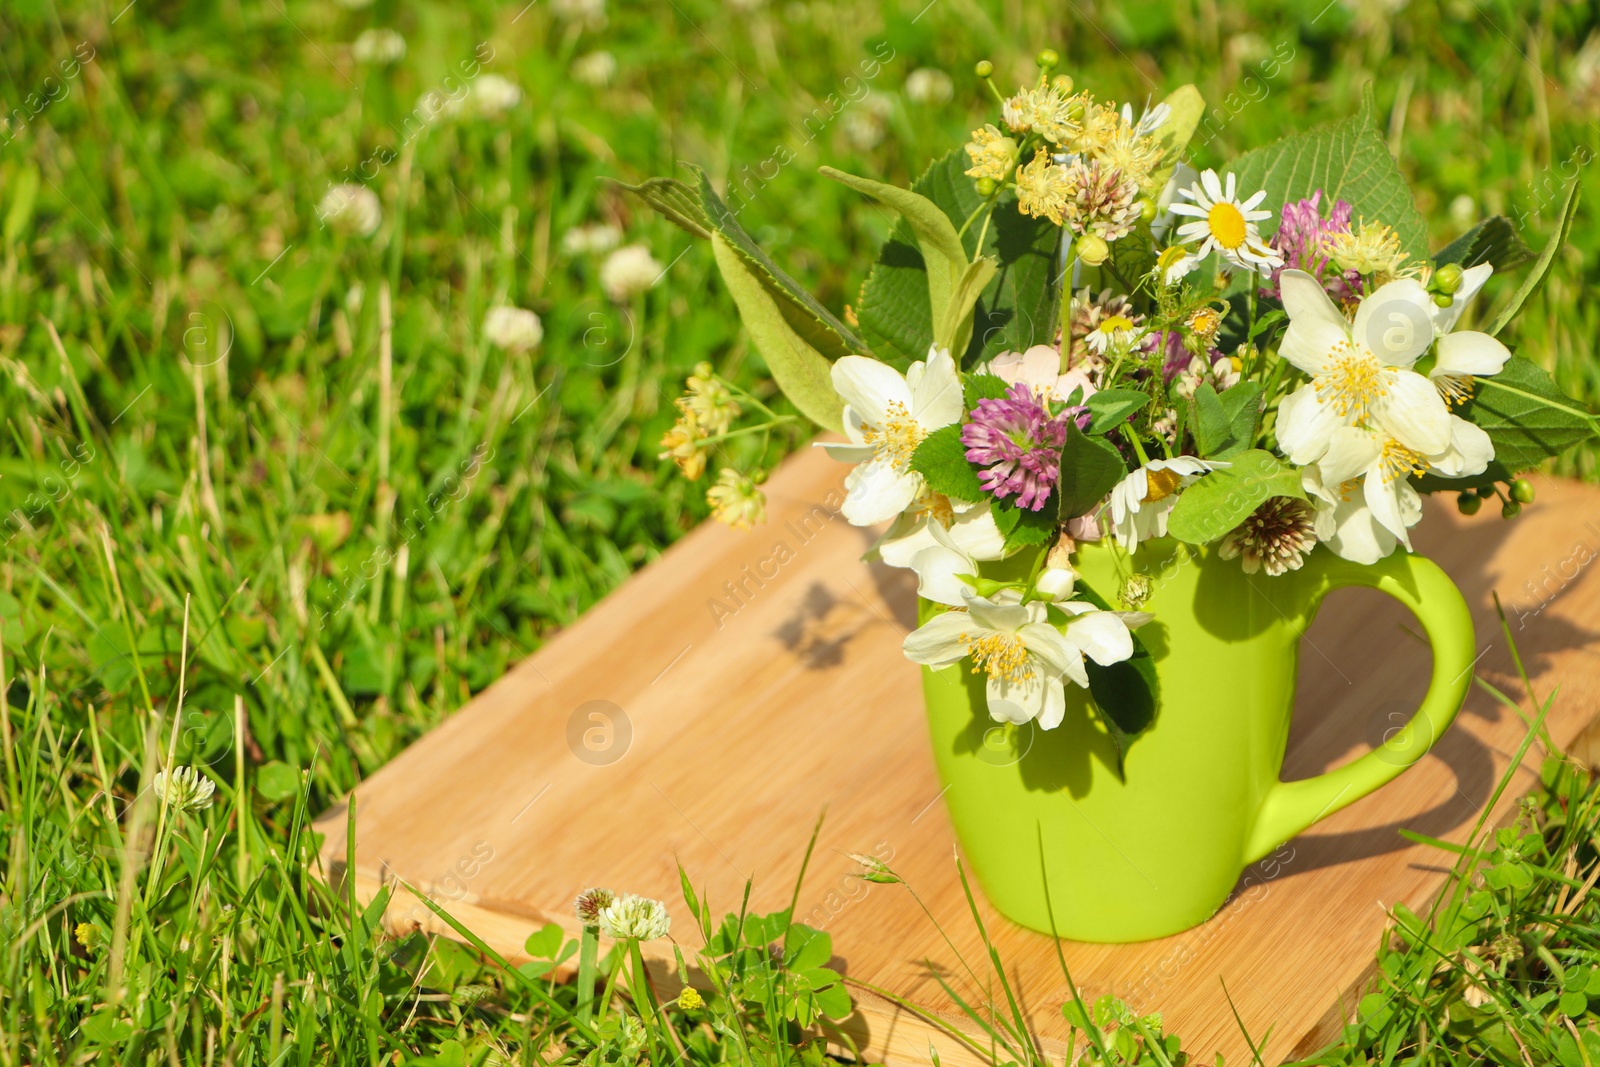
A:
[316, 444, 1600, 1065]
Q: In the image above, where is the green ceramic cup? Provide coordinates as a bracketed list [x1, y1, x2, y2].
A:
[920, 537, 1476, 943]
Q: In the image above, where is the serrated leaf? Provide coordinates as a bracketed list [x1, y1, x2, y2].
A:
[1451, 355, 1599, 472]
[963, 369, 1012, 407]
[910, 424, 985, 501]
[1084, 388, 1149, 433]
[855, 151, 1060, 367]
[1491, 179, 1580, 337]
[1228, 85, 1428, 263]
[1165, 449, 1302, 544]
[711, 233, 843, 432]
[1000, 503, 1058, 552]
[821, 166, 971, 351]
[1057, 420, 1127, 519]
[617, 166, 866, 361]
[1434, 216, 1533, 273]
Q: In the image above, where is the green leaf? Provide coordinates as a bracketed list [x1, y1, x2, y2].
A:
[1057, 420, 1127, 520]
[783, 923, 832, 971]
[910, 424, 984, 501]
[1084, 389, 1149, 433]
[942, 255, 999, 356]
[616, 166, 866, 361]
[1165, 449, 1303, 545]
[1144, 84, 1205, 196]
[855, 151, 1060, 367]
[1071, 579, 1159, 767]
[821, 166, 974, 352]
[813, 981, 853, 1020]
[1191, 382, 1262, 458]
[1491, 179, 1580, 337]
[1191, 385, 1231, 457]
[1228, 85, 1428, 263]
[523, 923, 563, 960]
[711, 232, 843, 432]
[1433, 216, 1533, 273]
[963, 369, 1012, 407]
[1453, 355, 1599, 473]
[1000, 502, 1058, 553]
[256, 760, 301, 802]
[4, 164, 39, 246]
[1560, 990, 1590, 1018]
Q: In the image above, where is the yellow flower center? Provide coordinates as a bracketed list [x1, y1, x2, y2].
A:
[963, 631, 1034, 684]
[861, 401, 925, 471]
[1143, 466, 1185, 503]
[1435, 373, 1475, 408]
[1314, 341, 1390, 421]
[1098, 314, 1135, 335]
[1207, 202, 1248, 250]
[1380, 437, 1427, 484]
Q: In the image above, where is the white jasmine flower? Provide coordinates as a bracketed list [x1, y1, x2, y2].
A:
[1274, 269, 1455, 467]
[876, 494, 1006, 598]
[469, 74, 523, 118]
[599, 244, 663, 302]
[818, 347, 963, 526]
[597, 894, 670, 940]
[352, 28, 406, 65]
[572, 50, 618, 87]
[153, 766, 216, 812]
[1302, 419, 1490, 562]
[318, 184, 382, 236]
[904, 588, 1134, 730]
[985, 345, 1097, 403]
[890, 515, 995, 607]
[1106, 456, 1227, 552]
[1169, 170, 1283, 272]
[1034, 566, 1077, 601]
[1426, 263, 1511, 406]
[482, 306, 543, 352]
[561, 222, 623, 256]
[905, 68, 954, 105]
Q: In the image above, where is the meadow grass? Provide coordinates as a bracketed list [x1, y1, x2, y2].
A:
[3, 0, 1600, 1063]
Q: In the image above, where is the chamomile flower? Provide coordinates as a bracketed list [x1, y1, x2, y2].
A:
[1170, 170, 1283, 272]
[1106, 457, 1228, 552]
[1082, 309, 1143, 355]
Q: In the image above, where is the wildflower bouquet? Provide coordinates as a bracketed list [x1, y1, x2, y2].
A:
[627, 59, 1592, 757]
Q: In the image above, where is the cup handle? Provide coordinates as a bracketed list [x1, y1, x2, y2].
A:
[1241, 549, 1476, 865]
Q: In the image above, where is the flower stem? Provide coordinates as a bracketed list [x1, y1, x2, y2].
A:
[698, 418, 799, 447]
[576, 923, 599, 1025]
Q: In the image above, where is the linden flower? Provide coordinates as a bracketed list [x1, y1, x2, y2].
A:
[1323, 221, 1408, 276]
[904, 588, 1135, 729]
[153, 765, 216, 812]
[963, 124, 1017, 182]
[819, 347, 963, 526]
[1170, 170, 1284, 273]
[707, 468, 766, 530]
[482, 306, 543, 352]
[1014, 149, 1072, 226]
[1001, 83, 1083, 144]
[679, 362, 740, 436]
[597, 894, 670, 941]
[1274, 269, 1462, 468]
[659, 414, 708, 479]
[1106, 457, 1228, 552]
[1427, 263, 1511, 406]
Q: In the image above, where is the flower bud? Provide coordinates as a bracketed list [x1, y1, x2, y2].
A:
[1510, 478, 1534, 504]
[1501, 500, 1521, 519]
[1037, 49, 1060, 70]
[1076, 233, 1110, 265]
[1433, 262, 1464, 294]
[974, 59, 994, 78]
[1432, 293, 1453, 309]
[1456, 492, 1481, 516]
[1035, 567, 1076, 601]
[974, 176, 998, 197]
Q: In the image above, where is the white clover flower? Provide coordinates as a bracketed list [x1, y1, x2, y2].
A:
[469, 74, 523, 118]
[572, 51, 618, 87]
[905, 68, 954, 105]
[318, 184, 382, 237]
[551, 0, 605, 20]
[561, 222, 622, 256]
[352, 28, 406, 65]
[597, 893, 670, 940]
[599, 244, 663, 302]
[153, 766, 216, 812]
[482, 306, 543, 352]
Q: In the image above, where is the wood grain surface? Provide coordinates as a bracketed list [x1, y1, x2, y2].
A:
[316, 444, 1600, 1065]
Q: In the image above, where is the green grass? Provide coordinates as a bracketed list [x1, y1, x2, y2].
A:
[3, 0, 1600, 1063]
